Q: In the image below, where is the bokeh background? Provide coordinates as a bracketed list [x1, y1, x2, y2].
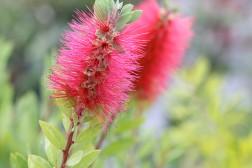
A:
[1, 0, 252, 167]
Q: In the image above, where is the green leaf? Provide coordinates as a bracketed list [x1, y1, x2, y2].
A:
[182, 57, 209, 86]
[72, 150, 100, 168]
[56, 99, 72, 117]
[45, 138, 62, 167]
[76, 124, 102, 143]
[137, 139, 154, 159]
[128, 10, 142, 24]
[114, 117, 144, 133]
[62, 113, 70, 132]
[10, 153, 27, 168]
[88, 117, 104, 127]
[168, 149, 184, 163]
[120, 4, 133, 15]
[115, 12, 132, 31]
[16, 92, 39, 148]
[102, 138, 136, 156]
[39, 120, 66, 150]
[83, 116, 96, 123]
[66, 151, 84, 166]
[28, 155, 51, 168]
[115, 0, 123, 9]
[106, 0, 114, 11]
[94, 0, 107, 22]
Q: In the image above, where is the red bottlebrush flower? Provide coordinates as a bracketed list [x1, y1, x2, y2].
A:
[134, 0, 194, 101]
[49, 1, 143, 121]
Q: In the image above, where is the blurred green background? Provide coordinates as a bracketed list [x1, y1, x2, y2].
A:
[0, 0, 252, 167]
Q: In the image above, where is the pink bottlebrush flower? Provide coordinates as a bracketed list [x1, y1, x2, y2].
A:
[49, 1, 143, 122]
[134, 0, 194, 101]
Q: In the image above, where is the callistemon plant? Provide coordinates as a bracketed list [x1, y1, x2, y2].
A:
[50, 0, 142, 122]
[25, 0, 143, 168]
[134, 0, 194, 101]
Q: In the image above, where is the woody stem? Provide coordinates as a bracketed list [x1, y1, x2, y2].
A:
[60, 118, 75, 168]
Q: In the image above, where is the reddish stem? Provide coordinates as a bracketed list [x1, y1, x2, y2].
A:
[61, 119, 75, 168]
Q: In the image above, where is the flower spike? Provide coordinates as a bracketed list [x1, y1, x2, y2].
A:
[134, 0, 194, 101]
[49, 0, 143, 122]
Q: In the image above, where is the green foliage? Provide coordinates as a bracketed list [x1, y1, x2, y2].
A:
[113, 117, 144, 133]
[76, 124, 102, 143]
[0, 39, 41, 167]
[72, 150, 100, 168]
[151, 58, 252, 168]
[93, 0, 142, 31]
[56, 99, 72, 118]
[92, 102, 145, 167]
[10, 153, 27, 168]
[127, 10, 142, 24]
[92, 58, 252, 168]
[16, 92, 40, 150]
[94, 0, 117, 23]
[1, 32, 252, 168]
[39, 120, 67, 150]
[102, 138, 136, 157]
[45, 138, 62, 167]
[28, 155, 51, 168]
[115, 10, 142, 30]
[62, 113, 71, 132]
[28, 117, 102, 167]
[116, 12, 133, 30]
[94, 0, 123, 21]
[120, 4, 134, 15]
[0, 39, 14, 167]
[66, 151, 84, 167]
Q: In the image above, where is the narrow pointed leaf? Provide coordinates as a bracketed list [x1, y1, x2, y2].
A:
[115, 12, 132, 31]
[76, 124, 102, 143]
[128, 10, 142, 24]
[28, 155, 51, 168]
[66, 151, 84, 166]
[45, 138, 62, 167]
[62, 113, 70, 132]
[107, 0, 114, 11]
[72, 150, 100, 168]
[39, 120, 66, 150]
[94, 0, 107, 22]
[120, 4, 133, 15]
[116, 1, 123, 9]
